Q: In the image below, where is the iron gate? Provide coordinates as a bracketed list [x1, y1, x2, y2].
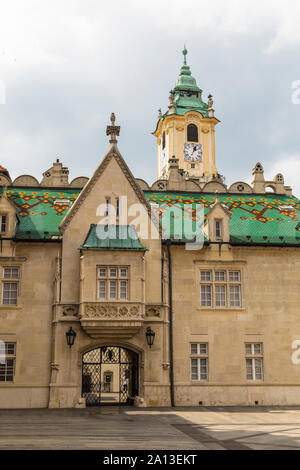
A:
[82, 346, 139, 406]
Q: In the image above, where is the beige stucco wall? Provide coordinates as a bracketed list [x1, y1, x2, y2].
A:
[0, 242, 59, 408]
[170, 243, 300, 406]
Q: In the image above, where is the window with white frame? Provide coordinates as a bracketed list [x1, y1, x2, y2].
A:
[200, 269, 242, 308]
[245, 343, 263, 381]
[1, 267, 20, 305]
[0, 342, 16, 382]
[97, 266, 129, 300]
[0, 215, 7, 233]
[190, 343, 208, 381]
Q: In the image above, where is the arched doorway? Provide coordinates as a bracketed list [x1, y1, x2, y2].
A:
[82, 346, 139, 406]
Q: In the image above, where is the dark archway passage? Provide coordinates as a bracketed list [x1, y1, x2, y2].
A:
[82, 346, 139, 406]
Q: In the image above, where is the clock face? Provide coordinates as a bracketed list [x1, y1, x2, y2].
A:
[161, 150, 167, 169]
[184, 143, 202, 162]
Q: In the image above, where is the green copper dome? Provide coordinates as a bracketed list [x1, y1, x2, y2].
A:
[171, 46, 209, 117]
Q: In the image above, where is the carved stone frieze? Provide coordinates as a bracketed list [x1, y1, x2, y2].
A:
[82, 302, 144, 319]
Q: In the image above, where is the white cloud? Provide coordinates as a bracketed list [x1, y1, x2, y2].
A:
[0, 0, 299, 185]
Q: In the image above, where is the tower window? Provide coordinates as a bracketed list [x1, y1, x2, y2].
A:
[215, 220, 222, 238]
[187, 124, 198, 142]
[0, 215, 7, 233]
[162, 132, 166, 149]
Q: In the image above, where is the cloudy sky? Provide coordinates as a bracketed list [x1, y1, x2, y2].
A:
[0, 0, 300, 194]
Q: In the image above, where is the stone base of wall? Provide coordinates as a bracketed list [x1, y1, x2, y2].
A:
[0, 387, 49, 408]
[2, 384, 300, 408]
[174, 385, 300, 406]
[143, 384, 171, 407]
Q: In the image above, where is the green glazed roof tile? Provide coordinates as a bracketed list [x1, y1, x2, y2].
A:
[1, 187, 79, 240]
[145, 192, 300, 245]
[79, 225, 148, 251]
[2, 186, 300, 246]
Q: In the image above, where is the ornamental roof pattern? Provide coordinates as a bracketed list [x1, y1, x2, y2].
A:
[146, 192, 300, 245]
[1, 187, 300, 245]
[2, 187, 79, 239]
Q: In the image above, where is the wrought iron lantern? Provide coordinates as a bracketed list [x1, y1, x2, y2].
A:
[66, 326, 76, 348]
[145, 326, 155, 348]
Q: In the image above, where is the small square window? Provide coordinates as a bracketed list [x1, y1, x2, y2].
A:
[120, 268, 128, 278]
[229, 271, 241, 282]
[215, 271, 226, 282]
[200, 271, 211, 281]
[109, 268, 117, 278]
[246, 343, 262, 355]
[98, 268, 107, 278]
[191, 344, 198, 355]
[3, 267, 20, 279]
[199, 343, 208, 355]
[254, 343, 262, 355]
[5, 343, 15, 355]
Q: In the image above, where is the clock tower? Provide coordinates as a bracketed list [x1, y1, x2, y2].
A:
[153, 46, 220, 183]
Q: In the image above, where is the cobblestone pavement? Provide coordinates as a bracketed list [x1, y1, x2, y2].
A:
[1, 406, 300, 450]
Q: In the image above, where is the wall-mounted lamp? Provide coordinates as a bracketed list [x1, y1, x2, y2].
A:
[66, 326, 76, 348]
[145, 326, 155, 348]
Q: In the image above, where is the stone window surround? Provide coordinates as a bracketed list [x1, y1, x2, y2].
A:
[0, 341, 16, 382]
[199, 268, 242, 309]
[0, 263, 22, 308]
[0, 214, 7, 234]
[194, 260, 247, 312]
[96, 265, 130, 301]
[190, 342, 209, 381]
[245, 342, 264, 382]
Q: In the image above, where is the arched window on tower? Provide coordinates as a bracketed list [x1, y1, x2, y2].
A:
[187, 124, 198, 142]
[162, 131, 166, 149]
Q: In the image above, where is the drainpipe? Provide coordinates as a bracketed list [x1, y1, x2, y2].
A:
[166, 240, 175, 407]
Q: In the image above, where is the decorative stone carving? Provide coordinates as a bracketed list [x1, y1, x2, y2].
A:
[145, 305, 161, 317]
[83, 303, 144, 319]
[62, 304, 78, 316]
[187, 114, 199, 121]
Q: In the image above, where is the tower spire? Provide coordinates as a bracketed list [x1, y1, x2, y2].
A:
[182, 44, 188, 65]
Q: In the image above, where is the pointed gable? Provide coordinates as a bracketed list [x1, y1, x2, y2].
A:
[59, 143, 152, 234]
